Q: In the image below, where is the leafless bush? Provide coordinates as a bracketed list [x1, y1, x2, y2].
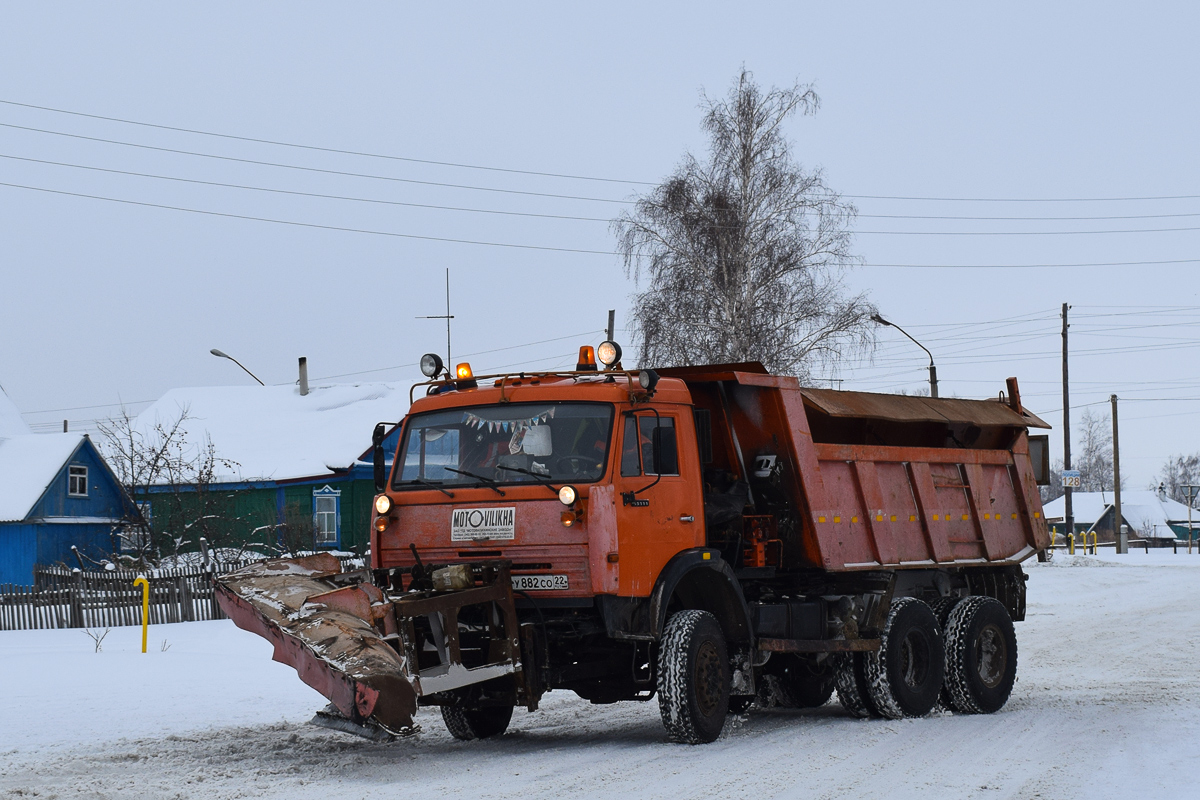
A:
[97, 406, 241, 565]
[83, 627, 110, 653]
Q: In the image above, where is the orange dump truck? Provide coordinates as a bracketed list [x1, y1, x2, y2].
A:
[216, 349, 1051, 744]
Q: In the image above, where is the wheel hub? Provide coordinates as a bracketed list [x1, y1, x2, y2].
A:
[975, 623, 1007, 688]
[899, 630, 930, 689]
[694, 640, 724, 716]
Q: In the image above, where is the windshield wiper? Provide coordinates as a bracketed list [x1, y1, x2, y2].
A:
[443, 467, 507, 496]
[398, 478, 455, 498]
[495, 465, 559, 496]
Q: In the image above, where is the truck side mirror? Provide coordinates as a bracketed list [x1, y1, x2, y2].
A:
[373, 423, 387, 493]
[1029, 435, 1050, 486]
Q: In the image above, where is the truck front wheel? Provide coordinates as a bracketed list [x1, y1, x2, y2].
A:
[441, 704, 513, 740]
[657, 609, 730, 744]
[943, 596, 1017, 714]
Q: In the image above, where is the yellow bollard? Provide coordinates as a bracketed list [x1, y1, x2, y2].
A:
[134, 576, 149, 653]
[1068, 533, 1075, 555]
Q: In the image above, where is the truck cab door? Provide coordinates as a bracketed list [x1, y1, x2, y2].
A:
[614, 409, 705, 596]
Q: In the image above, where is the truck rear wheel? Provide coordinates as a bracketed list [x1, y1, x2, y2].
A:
[865, 598, 945, 719]
[834, 652, 878, 718]
[657, 609, 730, 744]
[441, 704, 513, 740]
[944, 596, 1017, 714]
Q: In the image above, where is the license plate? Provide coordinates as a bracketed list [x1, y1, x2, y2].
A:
[511, 574, 568, 591]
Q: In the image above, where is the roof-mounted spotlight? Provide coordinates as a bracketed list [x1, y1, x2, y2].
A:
[420, 352, 444, 378]
[637, 368, 660, 395]
[597, 340, 622, 369]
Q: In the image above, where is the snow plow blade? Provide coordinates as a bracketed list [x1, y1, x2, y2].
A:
[214, 553, 419, 733]
[215, 553, 528, 736]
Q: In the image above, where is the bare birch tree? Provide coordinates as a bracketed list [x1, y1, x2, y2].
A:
[1156, 453, 1200, 505]
[1075, 408, 1123, 492]
[614, 68, 875, 378]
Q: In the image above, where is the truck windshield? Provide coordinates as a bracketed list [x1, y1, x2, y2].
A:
[393, 402, 614, 489]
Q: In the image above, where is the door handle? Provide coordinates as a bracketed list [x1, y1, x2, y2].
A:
[680, 515, 695, 523]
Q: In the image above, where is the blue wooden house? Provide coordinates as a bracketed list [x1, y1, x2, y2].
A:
[0, 433, 138, 584]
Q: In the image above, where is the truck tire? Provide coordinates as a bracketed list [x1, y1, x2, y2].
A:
[928, 596, 959, 631]
[441, 704, 513, 740]
[928, 596, 961, 709]
[834, 652, 878, 719]
[864, 598, 945, 719]
[943, 596, 1017, 714]
[657, 609, 730, 744]
[758, 655, 835, 709]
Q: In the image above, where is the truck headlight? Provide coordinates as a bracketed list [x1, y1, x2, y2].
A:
[558, 485, 577, 506]
[374, 494, 393, 515]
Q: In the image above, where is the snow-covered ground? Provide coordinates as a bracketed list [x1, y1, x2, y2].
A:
[3, 553, 1199, 799]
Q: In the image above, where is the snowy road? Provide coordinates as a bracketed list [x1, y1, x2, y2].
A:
[2, 552, 1199, 799]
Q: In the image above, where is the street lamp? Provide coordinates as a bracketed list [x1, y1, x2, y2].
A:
[871, 313, 939, 398]
[210, 348, 265, 386]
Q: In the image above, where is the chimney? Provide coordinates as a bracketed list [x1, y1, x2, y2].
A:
[63, 419, 68, 433]
[299, 357, 309, 396]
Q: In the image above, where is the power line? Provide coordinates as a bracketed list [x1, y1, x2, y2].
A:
[6, 98, 1200, 205]
[846, 193, 1200, 203]
[0, 121, 632, 205]
[0, 180, 616, 255]
[859, 210, 1200, 221]
[11, 148, 1200, 226]
[0, 97, 656, 186]
[0, 152, 615, 224]
[12, 170, 1200, 257]
[310, 330, 603, 380]
[857, 225, 1200, 236]
[861, 259, 1200, 270]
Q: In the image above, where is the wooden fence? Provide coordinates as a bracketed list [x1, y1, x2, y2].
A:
[0, 556, 363, 631]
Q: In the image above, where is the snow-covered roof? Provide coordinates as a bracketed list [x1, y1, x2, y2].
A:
[0, 384, 32, 437]
[0, 433, 87, 522]
[133, 381, 411, 484]
[1042, 490, 1199, 539]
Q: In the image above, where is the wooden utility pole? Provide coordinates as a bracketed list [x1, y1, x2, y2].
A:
[1112, 394, 1125, 554]
[1062, 303, 1073, 540]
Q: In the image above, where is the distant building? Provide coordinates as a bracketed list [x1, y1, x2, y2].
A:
[132, 380, 409, 555]
[1041, 490, 1200, 545]
[0, 431, 139, 584]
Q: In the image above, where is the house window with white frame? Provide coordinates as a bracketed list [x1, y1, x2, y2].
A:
[68, 465, 88, 497]
[313, 486, 341, 546]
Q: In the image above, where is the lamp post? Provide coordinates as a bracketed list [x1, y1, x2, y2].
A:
[871, 313, 939, 398]
[210, 348, 265, 386]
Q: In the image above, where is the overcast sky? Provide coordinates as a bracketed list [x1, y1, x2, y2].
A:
[1, 2, 1198, 486]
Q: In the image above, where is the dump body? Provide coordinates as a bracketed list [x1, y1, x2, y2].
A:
[663, 367, 1051, 573]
